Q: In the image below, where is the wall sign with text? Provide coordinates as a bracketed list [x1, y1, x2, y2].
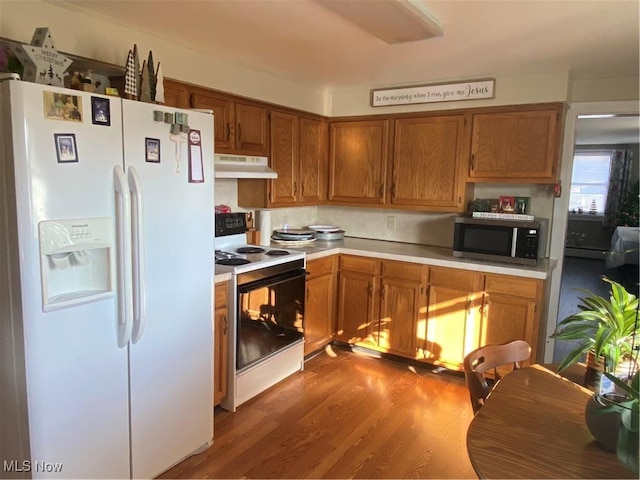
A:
[371, 79, 495, 107]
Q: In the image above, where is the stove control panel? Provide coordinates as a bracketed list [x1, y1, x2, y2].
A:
[215, 212, 247, 237]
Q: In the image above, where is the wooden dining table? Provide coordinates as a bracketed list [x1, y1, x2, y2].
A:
[466, 364, 636, 479]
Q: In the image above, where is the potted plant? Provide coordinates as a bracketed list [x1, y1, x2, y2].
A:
[551, 276, 639, 387]
[553, 276, 639, 473]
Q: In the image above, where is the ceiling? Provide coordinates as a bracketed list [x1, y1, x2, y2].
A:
[54, 0, 639, 93]
[52, 0, 640, 145]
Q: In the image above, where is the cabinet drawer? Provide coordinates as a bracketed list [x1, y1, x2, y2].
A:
[339, 255, 379, 274]
[381, 260, 426, 282]
[429, 266, 483, 291]
[485, 274, 540, 299]
[214, 281, 228, 307]
[307, 256, 335, 278]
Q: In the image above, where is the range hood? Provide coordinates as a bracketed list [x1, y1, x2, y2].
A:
[214, 154, 277, 179]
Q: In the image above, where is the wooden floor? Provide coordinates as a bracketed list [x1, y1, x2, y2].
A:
[160, 346, 477, 479]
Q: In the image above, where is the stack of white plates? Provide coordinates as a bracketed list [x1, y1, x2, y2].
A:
[308, 225, 345, 241]
[271, 228, 317, 245]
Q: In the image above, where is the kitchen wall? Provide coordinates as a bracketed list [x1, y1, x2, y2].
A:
[3, 0, 638, 119]
[215, 179, 556, 249]
[329, 72, 572, 117]
[0, 0, 327, 115]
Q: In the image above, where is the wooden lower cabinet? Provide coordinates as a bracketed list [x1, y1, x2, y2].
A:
[335, 259, 544, 371]
[336, 255, 427, 356]
[336, 268, 378, 345]
[304, 256, 336, 355]
[425, 267, 484, 370]
[378, 262, 427, 357]
[213, 281, 229, 406]
[482, 273, 542, 364]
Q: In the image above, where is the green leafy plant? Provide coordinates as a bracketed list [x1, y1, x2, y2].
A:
[603, 371, 639, 473]
[551, 277, 639, 373]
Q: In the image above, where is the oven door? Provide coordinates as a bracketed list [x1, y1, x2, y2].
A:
[236, 268, 305, 371]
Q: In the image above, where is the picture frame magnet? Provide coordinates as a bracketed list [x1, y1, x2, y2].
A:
[170, 123, 181, 135]
[153, 110, 164, 122]
[164, 112, 174, 124]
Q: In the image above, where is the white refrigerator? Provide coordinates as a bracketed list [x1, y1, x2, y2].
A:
[0, 79, 214, 479]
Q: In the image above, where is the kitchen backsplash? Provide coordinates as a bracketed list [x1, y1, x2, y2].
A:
[214, 179, 556, 248]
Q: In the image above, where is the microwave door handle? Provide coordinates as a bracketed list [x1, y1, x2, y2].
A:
[511, 227, 518, 257]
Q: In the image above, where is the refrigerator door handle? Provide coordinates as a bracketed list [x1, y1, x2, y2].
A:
[128, 166, 147, 344]
[114, 165, 134, 347]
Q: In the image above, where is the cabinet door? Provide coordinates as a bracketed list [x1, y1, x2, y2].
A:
[469, 107, 561, 182]
[425, 285, 482, 371]
[329, 120, 389, 204]
[378, 277, 424, 357]
[269, 111, 299, 205]
[235, 102, 268, 155]
[191, 92, 235, 153]
[304, 273, 334, 355]
[481, 294, 537, 363]
[391, 115, 467, 210]
[213, 305, 228, 406]
[162, 79, 191, 108]
[213, 281, 229, 407]
[299, 117, 327, 203]
[336, 270, 377, 344]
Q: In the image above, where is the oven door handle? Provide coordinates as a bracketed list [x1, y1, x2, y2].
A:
[238, 269, 308, 294]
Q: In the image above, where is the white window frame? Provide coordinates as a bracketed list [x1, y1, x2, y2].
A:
[568, 149, 614, 217]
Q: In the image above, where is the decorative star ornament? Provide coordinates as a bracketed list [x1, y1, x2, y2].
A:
[14, 28, 72, 87]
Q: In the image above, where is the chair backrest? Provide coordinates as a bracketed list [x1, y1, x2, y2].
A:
[463, 340, 531, 415]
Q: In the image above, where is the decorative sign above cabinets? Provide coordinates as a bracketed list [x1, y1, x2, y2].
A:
[371, 78, 495, 107]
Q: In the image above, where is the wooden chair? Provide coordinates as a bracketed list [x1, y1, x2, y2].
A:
[463, 340, 531, 414]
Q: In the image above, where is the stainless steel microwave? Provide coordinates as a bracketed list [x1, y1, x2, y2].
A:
[453, 217, 548, 266]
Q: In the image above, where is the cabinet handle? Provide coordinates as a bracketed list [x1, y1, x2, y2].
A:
[391, 183, 396, 200]
[301, 181, 305, 197]
[381, 283, 387, 300]
[379, 184, 385, 199]
[223, 315, 228, 335]
[306, 287, 310, 302]
[294, 181, 298, 196]
[367, 281, 373, 297]
[237, 123, 242, 142]
[470, 154, 476, 171]
[226, 123, 231, 141]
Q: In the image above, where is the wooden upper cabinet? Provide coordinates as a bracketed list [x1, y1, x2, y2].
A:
[235, 102, 268, 155]
[190, 91, 267, 155]
[468, 104, 564, 183]
[329, 119, 389, 204]
[391, 115, 468, 211]
[299, 117, 327, 203]
[162, 79, 191, 109]
[269, 111, 299, 204]
[191, 91, 235, 153]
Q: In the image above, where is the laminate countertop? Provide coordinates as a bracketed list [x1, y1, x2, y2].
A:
[214, 237, 556, 282]
[281, 237, 556, 280]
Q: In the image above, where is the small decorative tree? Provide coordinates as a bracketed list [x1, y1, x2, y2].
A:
[615, 181, 639, 227]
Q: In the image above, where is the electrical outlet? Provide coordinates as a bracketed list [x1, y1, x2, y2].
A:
[387, 216, 396, 230]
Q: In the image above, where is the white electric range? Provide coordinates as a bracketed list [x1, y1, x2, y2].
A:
[215, 213, 306, 412]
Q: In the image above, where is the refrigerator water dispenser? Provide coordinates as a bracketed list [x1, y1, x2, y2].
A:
[39, 217, 115, 312]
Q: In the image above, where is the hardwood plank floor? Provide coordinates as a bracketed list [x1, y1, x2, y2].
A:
[160, 347, 477, 479]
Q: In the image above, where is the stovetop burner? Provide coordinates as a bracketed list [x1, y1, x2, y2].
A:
[217, 257, 251, 266]
[236, 246, 266, 254]
[265, 249, 290, 256]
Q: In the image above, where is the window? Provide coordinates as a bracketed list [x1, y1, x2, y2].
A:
[569, 150, 613, 215]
